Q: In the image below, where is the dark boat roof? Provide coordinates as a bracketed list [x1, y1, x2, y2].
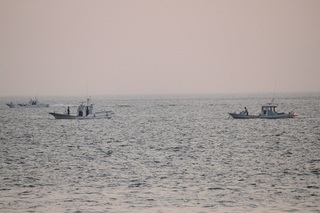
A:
[261, 103, 278, 108]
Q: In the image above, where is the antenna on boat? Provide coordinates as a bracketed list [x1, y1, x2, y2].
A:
[86, 80, 88, 98]
[271, 77, 277, 103]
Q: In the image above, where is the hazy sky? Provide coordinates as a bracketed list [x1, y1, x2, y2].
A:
[1, 0, 320, 96]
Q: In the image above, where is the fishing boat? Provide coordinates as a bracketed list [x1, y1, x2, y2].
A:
[6, 98, 49, 108]
[49, 98, 113, 120]
[229, 103, 296, 119]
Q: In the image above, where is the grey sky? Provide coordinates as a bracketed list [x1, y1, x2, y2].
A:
[1, 0, 319, 96]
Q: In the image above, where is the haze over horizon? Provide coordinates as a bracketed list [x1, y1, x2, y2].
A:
[1, 0, 320, 97]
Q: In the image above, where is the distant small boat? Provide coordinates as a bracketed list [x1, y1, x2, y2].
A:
[229, 103, 296, 119]
[49, 98, 113, 120]
[6, 98, 49, 108]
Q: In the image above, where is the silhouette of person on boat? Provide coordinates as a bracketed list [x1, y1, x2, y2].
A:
[244, 107, 249, 115]
[86, 106, 89, 116]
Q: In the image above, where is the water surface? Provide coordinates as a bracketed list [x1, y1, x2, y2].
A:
[0, 94, 319, 212]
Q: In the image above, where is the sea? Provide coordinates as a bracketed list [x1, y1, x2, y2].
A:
[0, 93, 319, 213]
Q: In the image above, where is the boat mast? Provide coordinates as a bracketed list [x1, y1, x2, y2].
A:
[86, 80, 88, 98]
[271, 77, 277, 103]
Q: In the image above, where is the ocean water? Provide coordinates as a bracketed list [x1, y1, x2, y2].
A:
[0, 93, 319, 213]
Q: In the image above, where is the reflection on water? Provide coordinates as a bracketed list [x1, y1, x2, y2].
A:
[0, 94, 319, 213]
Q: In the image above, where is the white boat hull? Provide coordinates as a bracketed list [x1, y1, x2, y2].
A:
[49, 111, 112, 120]
[258, 112, 295, 119]
[229, 112, 295, 119]
[229, 113, 258, 119]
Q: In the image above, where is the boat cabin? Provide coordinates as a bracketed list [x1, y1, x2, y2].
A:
[29, 99, 38, 105]
[261, 104, 278, 116]
[76, 98, 94, 117]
